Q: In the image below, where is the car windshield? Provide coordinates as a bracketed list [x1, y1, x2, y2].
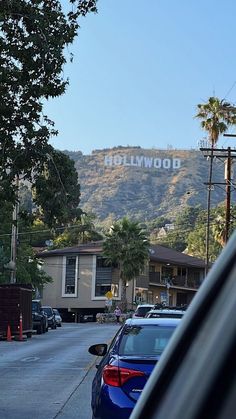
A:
[32, 301, 40, 312]
[119, 325, 176, 356]
[136, 306, 153, 316]
[42, 307, 53, 316]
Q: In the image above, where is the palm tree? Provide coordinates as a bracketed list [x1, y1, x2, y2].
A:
[103, 217, 150, 312]
[196, 97, 236, 145]
[195, 97, 236, 271]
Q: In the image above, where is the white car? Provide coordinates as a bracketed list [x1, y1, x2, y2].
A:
[132, 304, 155, 318]
[53, 309, 62, 327]
[145, 308, 186, 319]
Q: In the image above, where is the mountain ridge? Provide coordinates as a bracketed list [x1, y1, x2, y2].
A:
[62, 147, 230, 222]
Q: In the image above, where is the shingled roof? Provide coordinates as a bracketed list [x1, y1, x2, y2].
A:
[37, 241, 205, 269]
[149, 244, 205, 268]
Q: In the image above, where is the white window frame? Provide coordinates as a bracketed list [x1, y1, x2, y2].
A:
[91, 255, 121, 301]
[61, 255, 78, 297]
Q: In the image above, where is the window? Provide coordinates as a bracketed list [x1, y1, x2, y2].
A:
[95, 257, 119, 297]
[95, 257, 112, 297]
[177, 267, 187, 277]
[119, 325, 176, 356]
[63, 256, 78, 296]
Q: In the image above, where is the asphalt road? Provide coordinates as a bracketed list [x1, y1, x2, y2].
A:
[0, 322, 120, 419]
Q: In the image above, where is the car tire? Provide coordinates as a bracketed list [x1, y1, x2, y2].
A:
[37, 323, 43, 335]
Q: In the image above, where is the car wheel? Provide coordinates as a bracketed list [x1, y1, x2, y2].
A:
[37, 323, 43, 334]
[26, 332, 32, 338]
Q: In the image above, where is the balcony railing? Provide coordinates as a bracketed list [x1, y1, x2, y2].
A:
[149, 272, 200, 289]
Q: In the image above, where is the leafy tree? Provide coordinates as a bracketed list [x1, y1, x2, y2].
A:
[0, 0, 97, 204]
[103, 218, 150, 312]
[156, 231, 187, 252]
[149, 216, 171, 229]
[52, 213, 103, 248]
[33, 149, 82, 227]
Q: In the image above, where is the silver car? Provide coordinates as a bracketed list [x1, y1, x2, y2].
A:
[53, 309, 62, 327]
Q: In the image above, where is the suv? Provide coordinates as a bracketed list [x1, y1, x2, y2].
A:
[132, 304, 154, 318]
[32, 300, 48, 334]
[42, 306, 57, 329]
[145, 308, 185, 319]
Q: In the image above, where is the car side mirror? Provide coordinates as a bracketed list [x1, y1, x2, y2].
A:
[88, 344, 108, 357]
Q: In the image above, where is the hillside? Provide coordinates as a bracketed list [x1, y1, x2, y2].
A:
[63, 147, 232, 223]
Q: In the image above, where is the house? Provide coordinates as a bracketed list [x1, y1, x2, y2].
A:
[37, 241, 206, 321]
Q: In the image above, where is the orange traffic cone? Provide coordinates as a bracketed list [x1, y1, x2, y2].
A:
[7, 324, 12, 342]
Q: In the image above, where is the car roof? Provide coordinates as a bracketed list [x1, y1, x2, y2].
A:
[136, 304, 154, 309]
[148, 309, 185, 314]
[125, 317, 181, 327]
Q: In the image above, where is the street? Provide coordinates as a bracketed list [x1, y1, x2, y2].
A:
[0, 322, 119, 419]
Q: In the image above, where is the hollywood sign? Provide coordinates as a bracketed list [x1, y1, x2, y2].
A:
[104, 154, 181, 169]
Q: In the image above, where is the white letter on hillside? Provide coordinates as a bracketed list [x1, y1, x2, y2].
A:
[123, 155, 131, 166]
[163, 159, 171, 169]
[136, 156, 144, 167]
[113, 155, 123, 165]
[154, 158, 161, 168]
[173, 158, 181, 169]
[144, 157, 153, 168]
[104, 155, 113, 166]
[130, 156, 138, 166]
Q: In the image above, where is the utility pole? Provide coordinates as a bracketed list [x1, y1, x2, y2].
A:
[10, 175, 19, 284]
[225, 147, 232, 244]
[200, 147, 236, 273]
[223, 134, 236, 243]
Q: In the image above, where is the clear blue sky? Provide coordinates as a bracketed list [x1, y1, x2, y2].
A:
[46, 0, 236, 155]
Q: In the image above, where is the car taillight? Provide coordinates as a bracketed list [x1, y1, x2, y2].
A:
[103, 365, 145, 387]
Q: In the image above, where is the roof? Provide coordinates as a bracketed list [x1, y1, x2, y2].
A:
[36, 240, 205, 268]
[149, 244, 205, 268]
[125, 318, 181, 327]
[37, 241, 104, 258]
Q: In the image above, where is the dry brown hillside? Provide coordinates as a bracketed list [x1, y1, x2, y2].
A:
[63, 147, 229, 222]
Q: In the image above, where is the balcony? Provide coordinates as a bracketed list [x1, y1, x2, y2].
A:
[149, 272, 200, 289]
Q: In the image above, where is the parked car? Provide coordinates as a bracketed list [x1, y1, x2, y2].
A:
[145, 308, 185, 319]
[53, 309, 62, 327]
[130, 230, 236, 419]
[132, 304, 155, 318]
[88, 317, 181, 419]
[41, 306, 57, 329]
[32, 299, 48, 334]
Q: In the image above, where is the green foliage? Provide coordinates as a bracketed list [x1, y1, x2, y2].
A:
[16, 244, 52, 288]
[52, 213, 103, 248]
[33, 149, 82, 227]
[148, 216, 171, 229]
[196, 97, 236, 145]
[0, 0, 97, 204]
[153, 204, 236, 261]
[103, 217, 150, 312]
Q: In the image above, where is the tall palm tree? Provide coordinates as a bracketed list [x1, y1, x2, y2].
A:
[103, 217, 150, 312]
[196, 97, 236, 145]
[195, 97, 236, 271]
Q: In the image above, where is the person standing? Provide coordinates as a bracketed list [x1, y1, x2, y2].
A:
[114, 306, 121, 324]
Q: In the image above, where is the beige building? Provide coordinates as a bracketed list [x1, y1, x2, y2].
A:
[37, 242, 205, 321]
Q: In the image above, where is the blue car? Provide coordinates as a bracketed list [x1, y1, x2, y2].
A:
[88, 317, 181, 419]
